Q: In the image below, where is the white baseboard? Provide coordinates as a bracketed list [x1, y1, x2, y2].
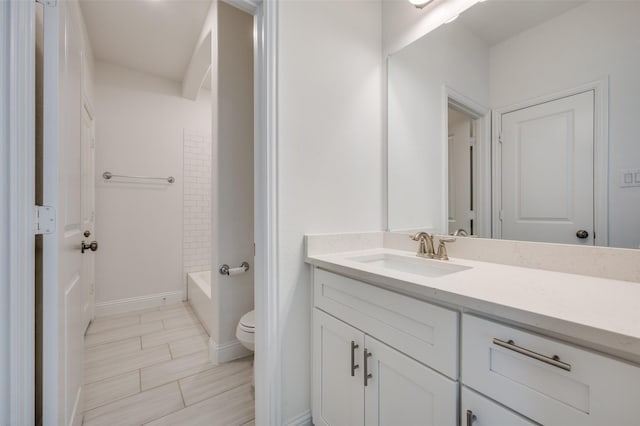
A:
[286, 410, 312, 426]
[208, 337, 253, 364]
[95, 291, 184, 317]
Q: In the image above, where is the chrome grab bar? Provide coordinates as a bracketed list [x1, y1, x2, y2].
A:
[102, 171, 175, 184]
[493, 338, 571, 371]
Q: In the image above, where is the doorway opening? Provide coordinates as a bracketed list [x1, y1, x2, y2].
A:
[445, 87, 491, 238]
[447, 105, 476, 237]
[36, 1, 262, 424]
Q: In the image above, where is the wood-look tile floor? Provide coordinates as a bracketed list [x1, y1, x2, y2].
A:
[82, 302, 254, 426]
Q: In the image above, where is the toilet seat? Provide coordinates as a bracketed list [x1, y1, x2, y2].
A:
[239, 310, 255, 333]
[236, 310, 255, 351]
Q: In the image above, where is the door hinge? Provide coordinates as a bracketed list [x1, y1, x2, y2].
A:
[34, 205, 56, 235]
[498, 133, 503, 144]
[499, 210, 504, 221]
[468, 137, 475, 147]
[35, 0, 57, 6]
[468, 210, 477, 221]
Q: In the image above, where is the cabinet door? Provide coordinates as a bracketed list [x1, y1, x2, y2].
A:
[313, 309, 365, 426]
[461, 387, 536, 426]
[364, 335, 457, 426]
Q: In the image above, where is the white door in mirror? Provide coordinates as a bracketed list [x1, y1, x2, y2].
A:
[499, 90, 594, 245]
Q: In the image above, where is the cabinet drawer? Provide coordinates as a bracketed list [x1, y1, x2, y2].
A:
[314, 269, 458, 378]
[461, 386, 535, 426]
[462, 314, 640, 426]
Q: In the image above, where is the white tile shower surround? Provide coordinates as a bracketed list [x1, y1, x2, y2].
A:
[83, 303, 254, 426]
[183, 130, 212, 279]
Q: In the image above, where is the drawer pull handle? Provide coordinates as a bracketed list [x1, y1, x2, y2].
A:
[493, 338, 571, 371]
[364, 348, 373, 386]
[466, 410, 476, 426]
[351, 341, 359, 377]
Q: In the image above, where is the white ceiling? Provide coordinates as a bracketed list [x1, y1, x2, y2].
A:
[80, 0, 212, 82]
[458, 0, 586, 46]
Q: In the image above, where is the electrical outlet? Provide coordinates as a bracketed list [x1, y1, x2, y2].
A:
[620, 169, 640, 188]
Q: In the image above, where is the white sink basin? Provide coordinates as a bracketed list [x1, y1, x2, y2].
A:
[347, 252, 471, 278]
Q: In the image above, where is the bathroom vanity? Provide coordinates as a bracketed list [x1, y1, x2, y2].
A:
[305, 233, 640, 426]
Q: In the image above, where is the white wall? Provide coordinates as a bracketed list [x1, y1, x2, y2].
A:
[183, 130, 212, 279]
[94, 61, 211, 309]
[210, 1, 254, 357]
[489, 2, 640, 249]
[388, 21, 489, 231]
[0, 2, 10, 421]
[278, 0, 384, 421]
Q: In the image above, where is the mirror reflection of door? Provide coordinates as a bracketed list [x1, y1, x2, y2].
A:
[498, 90, 595, 245]
[447, 106, 475, 236]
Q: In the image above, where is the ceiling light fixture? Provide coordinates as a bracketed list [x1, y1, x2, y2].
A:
[408, 0, 435, 10]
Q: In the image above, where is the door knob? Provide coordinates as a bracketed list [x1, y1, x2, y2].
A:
[576, 230, 589, 239]
[81, 240, 98, 254]
[84, 230, 91, 237]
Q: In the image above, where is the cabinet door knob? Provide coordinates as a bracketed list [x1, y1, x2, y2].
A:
[350, 341, 359, 377]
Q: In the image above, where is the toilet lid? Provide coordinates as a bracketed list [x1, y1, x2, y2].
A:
[239, 310, 255, 330]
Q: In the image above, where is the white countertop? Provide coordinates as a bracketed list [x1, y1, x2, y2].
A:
[306, 245, 640, 364]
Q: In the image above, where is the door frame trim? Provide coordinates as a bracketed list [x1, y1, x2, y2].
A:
[9, 1, 283, 424]
[492, 77, 609, 245]
[444, 86, 492, 238]
[5, 1, 36, 424]
[248, 0, 283, 424]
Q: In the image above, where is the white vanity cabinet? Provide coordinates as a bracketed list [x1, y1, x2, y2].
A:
[310, 266, 640, 426]
[462, 314, 640, 426]
[312, 269, 458, 426]
[461, 387, 536, 426]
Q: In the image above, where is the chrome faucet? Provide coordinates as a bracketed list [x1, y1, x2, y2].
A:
[411, 232, 435, 258]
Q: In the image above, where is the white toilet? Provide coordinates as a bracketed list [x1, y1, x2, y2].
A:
[237, 310, 255, 387]
[236, 310, 255, 351]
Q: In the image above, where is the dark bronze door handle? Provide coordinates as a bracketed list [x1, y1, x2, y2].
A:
[81, 241, 98, 254]
[576, 230, 589, 239]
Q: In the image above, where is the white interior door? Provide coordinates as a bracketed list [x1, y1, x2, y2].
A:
[499, 91, 594, 245]
[81, 100, 96, 332]
[42, 3, 85, 425]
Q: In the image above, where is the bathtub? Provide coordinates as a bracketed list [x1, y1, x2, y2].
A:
[187, 271, 212, 336]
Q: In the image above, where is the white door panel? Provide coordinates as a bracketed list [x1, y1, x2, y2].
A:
[43, 3, 85, 425]
[81, 101, 95, 332]
[60, 7, 85, 425]
[500, 91, 594, 245]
